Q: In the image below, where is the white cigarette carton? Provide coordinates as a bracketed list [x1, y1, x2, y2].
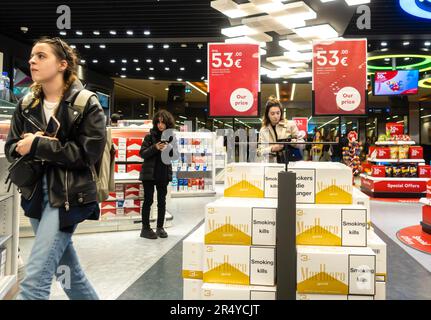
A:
[203, 245, 275, 286]
[182, 225, 205, 280]
[367, 230, 387, 282]
[297, 245, 376, 295]
[183, 279, 203, 300]
[205, 198, 277, 246]
[352, 187, 371, 229]
[201, 283, 276, 300]
[296, 204, 368, 247]
[375, 281, 386, 300]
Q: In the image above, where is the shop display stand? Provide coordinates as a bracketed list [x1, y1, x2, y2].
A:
[171, 131, 216, 198]
[0, 155, 19, 299]
[361, 140, 428, 198]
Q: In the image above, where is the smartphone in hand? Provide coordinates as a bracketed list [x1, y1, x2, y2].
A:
[44, 116, 60, 138]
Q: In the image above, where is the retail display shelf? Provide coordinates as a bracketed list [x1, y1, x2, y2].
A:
[179, 150, 213, 154]
[0, 275, 16, 300]
[419, 198, 431, 206]
[360, 174, 429, 182]
[171, 190, 216, 198]
[375, 141, 416, 146]
[367, 158, 425, 163]
[114, 173, 141, 182]
[0, 234, 12, 247]
[0, 193, 13, 203]
[175, 170, 213, 173]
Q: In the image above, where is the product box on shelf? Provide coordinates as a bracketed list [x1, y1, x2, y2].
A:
[225, 162, 353, 204]
[100, 202, 116, 218]
[409, 146, 423, 159]
[367, 230, 387, 282]
[205, 198, 277, 246]
[115, 164, 126, 174]
[419, 165, 431, 178]
[125, 184, 140, 199]
[423, 205, 431, 225]
[113, 137, 127, 150]
[126, 149, 142, 162]
[386, 123, 404, 136]
[201, 283, 276, 300]
[375, 147, 391, 159]
[203, 245, 276, 286]
[126, 164, 141, 176]
[0, 246, 6, 277]
[371, 166, 386, 178]
[296, 282, 385, 300]
[106, 192, 117, 201]
[116, 149, 127, 162]
[297, 245, 376, 295]
[127, 138, 143, 151]
[115, 184, 124, 200]
[296, 204, 368, 247]
[352, 188, 371, 229]
[182, 225, 205, 280]
[183, 279, 203, 300]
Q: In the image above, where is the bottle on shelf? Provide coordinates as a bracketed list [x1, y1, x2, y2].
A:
[0, 72, 11, 102]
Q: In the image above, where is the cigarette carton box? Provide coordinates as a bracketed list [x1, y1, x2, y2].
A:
[201, 283, 276, 300]
[297, 245, 376, 295]
[205, 198, 277, 246]
[296, 204, 368, 247]
[224, 163, 272, 198]
[127, 138, 143, 151]
[182, 225, 205, 280]
[367, 231, 387, 282]
[126, 149, 142, 162]
[352, 188, 371, 229]
[183, 279, 203, 300]
[375, 281, 386, 300]
[203, 245, 275, 286]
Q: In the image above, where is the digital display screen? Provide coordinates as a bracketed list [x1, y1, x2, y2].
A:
[373, 70, 419, 96]
[96, 91, 110, 109]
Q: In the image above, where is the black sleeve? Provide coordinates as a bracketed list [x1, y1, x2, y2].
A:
[5, 100, 25, 163]
[31, 96, 106, 169]
[139, 134, 158, 160]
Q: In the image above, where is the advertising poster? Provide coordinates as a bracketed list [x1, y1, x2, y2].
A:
[313, 39, 367, 116]
[208, 43, 260, 117]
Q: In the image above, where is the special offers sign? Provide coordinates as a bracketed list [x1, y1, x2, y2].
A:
[312, 39, 367, 116]
[208, 43, 260, 117]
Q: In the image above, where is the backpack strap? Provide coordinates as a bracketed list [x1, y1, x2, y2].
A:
[72, 89, 96, 114]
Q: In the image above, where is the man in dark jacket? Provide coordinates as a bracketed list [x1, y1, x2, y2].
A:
[139, 109, 179, 239]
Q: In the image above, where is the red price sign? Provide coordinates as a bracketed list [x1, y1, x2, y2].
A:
[292, 117, 308, 139]
[208, 43, 260, 117]
[313, 39, 367, 116]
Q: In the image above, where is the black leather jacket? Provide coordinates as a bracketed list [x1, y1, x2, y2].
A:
[5, 80, 106, 213]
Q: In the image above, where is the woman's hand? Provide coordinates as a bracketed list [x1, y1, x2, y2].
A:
[155, 142, 167, 151]
[16, 133, 37, 156]
[271, 144, 284, 152]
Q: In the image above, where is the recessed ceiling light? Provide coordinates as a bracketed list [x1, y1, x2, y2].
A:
[147, 44, 154, 49]
[165, 67, 170, 71]
[80, 60, 86, 64]
[381, 42, 387, 47]
[146, 59, 152, 63]
[159, 59, 164, 63]
[283, 81, 288, 84]
[172, 59, 177, 63]
[93, 30, 100, 35]
[180, 67, 185, 71]
[76, 31, 83, 36]
[121, 67, 126, 71]
[181, 44, 187, 48]
[201, 76, 205, 80]
[122, 59, 127, 63]
[120, 75, 126, 78]
[422, 48, 430, 52]
[165, 88, 169, 91]
[136, 67, 141, 71]
[149, 77, 155, 80]
[403, 41, 410, 46]
[384, 58, 390, 61]
[92, 59, 98, 63]
[133, 59, 139, 63]
[70, 45, 76, 49]
[100, 44, 106, 49]
[59, 31, 67, 36]
[425, 41, 431, 46]
[144, 30, 151, 35]
[110, 59, 116, 63]
[381, 48, 388, 52]
[84, 45, 91, 49]
[163, 44, 170, 49]
[177, 78, 183, 81]
[149, 67, 154, 70]
[127, 30, 134, 35]
[404, 57, 411, 61]
[110, 30, 117, 35]
[196, 59, 202, 63]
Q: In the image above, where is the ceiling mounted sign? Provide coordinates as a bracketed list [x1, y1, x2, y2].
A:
[400, 0, 431, 19]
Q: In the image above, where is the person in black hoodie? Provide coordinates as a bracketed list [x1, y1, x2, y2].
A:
[139, 110, 178, 239]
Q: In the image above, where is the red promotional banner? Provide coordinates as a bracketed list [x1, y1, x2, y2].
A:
[386, 122, 404, 136]
[361, 177, 427, 193]
[292, 117, 308, 139]
[397, 225, 431, 255]
[208, 43, 260, 117]
[313, 39, 367, 115]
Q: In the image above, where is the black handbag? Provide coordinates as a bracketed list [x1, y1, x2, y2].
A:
[6, 155, 44, 192]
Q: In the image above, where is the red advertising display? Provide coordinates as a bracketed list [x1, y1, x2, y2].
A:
[386, 123, 404, 136]
[371, 165, 386, 177]
[292, 117, 308, 139]
[419, 165, 431, 178]
[313, 39, 367, 115]
[361, 177, 427, 194]
[409, 146, 423, 159]
[208, 43, 260, 117]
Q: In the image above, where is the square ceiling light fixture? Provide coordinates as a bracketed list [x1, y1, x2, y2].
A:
[221, 25, 257, 37]
[293, 24, 338, 40]
[249, 0, 285, 14]
[283, 50, 313, 62]
[242, 15, 287, 34]
[344, 0, 370, 5]
[266, 56, 309, 68]
[274, 1, 317, 21]
[225, 36, 268, 48]
[279, 39, 312, 51]
[211, 0, 261, 18]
